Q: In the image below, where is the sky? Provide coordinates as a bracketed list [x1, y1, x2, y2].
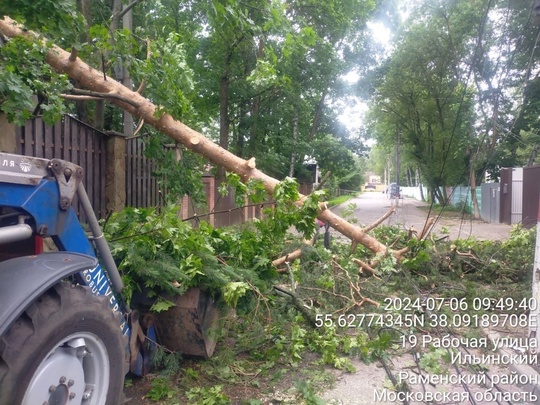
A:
[335, 20, 393, 142]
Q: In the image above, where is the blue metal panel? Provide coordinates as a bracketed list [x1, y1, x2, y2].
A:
[0, 156, 148, 373]
[0, 178, 129, 334]
[0, 179, 66, 235]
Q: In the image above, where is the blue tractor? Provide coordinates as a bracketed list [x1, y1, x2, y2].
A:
[0, 152, 155, 404]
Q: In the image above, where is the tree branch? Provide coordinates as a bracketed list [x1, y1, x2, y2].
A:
[61, 94, 102, 101]
[135, 38, 151, 94]
[273, 236, 315, 269]
[314, 171, 331, 191]
[69, 47, 77, 62]
[133, 118, 145, 137]
[361, 207, 396, 233]
[419, 216, 436, 240]
[352, 258, 381, 279]
[69, 88, 141, 108]
[114, 0, 144, 21]
[273, 285, 317, 326]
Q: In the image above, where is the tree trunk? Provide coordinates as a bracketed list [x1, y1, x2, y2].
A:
[308, 89, 327, 142]
[218, 73, 230, 182]
[248, 37, 265, 156]
[528, 144, 539, 166]
[0, 16, 392, 258]
[97, 0, 124, 130]
[289, 111, 299, 177]
[235, 104, 249, 157]
[74, 0, 92, 123]
[441, 186, 448, 205]
[417, 169, 425, 202]
[469, 155, 481, 219]
[122, 4, 134, 137]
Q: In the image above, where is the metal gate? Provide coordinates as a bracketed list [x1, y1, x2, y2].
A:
[511, 168, 523, 225]
[523, 166, 540, 228]
[480, 183, 500, 223]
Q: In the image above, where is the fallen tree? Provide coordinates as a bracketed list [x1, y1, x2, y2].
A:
[0, 16, 401, 260]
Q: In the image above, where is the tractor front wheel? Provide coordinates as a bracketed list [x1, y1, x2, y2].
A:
[0, 283, 127, 405]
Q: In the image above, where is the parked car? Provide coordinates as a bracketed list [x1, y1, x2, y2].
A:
[364, 183, 377, 191]
[388, 183, 401, 198]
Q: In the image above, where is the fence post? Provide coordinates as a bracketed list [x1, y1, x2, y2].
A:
[204, 176, 215, 227]
[530, 197, 540, 350]
[0, 115, 17, 153]
[105, 134, 126, 212]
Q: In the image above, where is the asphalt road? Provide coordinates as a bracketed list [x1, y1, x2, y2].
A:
[332, 192, 513, 241]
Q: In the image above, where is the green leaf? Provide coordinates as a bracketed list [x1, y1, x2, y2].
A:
[150, 297, 176, 313]
[222, 281, 250, 308]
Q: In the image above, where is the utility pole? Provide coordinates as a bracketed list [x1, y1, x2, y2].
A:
[122, 5, 133, 138]
[394, 127, 401, 205]
[530, 198, 540, 351]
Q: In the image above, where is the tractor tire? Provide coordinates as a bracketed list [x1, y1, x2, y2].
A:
[0, 283, 128, 405]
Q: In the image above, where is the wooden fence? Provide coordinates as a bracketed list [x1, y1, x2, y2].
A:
[15, 116, 269, 227]
[125, 135, 160, 208]
[16, 115, 108, 222]
[16, 116, 190, 220]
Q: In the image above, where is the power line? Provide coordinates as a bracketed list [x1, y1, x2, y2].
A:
[437, 1, 540, 239]
[420, 0, 493, 235]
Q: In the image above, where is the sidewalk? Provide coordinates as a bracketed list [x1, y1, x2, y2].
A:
[331, 194, 512, 241]
[397, 197, 512, 241]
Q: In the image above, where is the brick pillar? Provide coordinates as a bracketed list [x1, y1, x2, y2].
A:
[105, 135, 126, 213]
[203, 176, 215, 227]
[0, 115, 17, 153]
[181, 195, 190, 219]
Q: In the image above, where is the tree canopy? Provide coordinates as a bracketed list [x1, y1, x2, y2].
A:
[0, 0, 377, 191]
[367, 0, 540, 206]
[2, 5, 539, 400]
[1, 0, 539, 204]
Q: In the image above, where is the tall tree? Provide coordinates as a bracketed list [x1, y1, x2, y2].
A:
[0, 0, 379, 192]
[369, 0, 483, 204]
[368, 0, 540, 216]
